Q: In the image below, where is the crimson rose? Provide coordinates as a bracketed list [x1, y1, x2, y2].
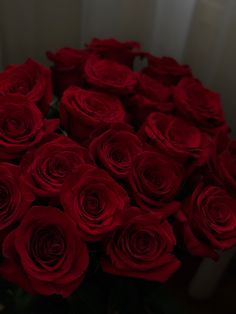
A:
[20, 136, 91, 197]
[101, 207, 181, 282]
[0, 58, 52, 115]
[127, 74, 174, 126]
[128, 151, 183, 215]
[89, 126, 143, 178]
[208, 138, 236, 194]
[0, 206, 89, 297]
[60, 86, 126, 144]
[139, 112, 210, 167]
[176, 185, 236, 260]
[87, 38, 140, 67]
[143, 54, 192, 85]
[0, 163, 33, 234]
[61, 164, 129, 241]
[46, 47, 89, 95]
[173, 77, 229, 134]
[0, 95, 59, 161]
[85, 56, 138, 94]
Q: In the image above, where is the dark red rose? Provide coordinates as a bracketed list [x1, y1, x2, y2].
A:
[143, 54, 192, 85]
[175, 185, 236, 260]
[139, 112, 211, 168]
[46, 47, 90, 95]
[208, 138, 236, 194]
[101, 207, 181, 282]
[128, 151, 183, 216]
[60, 86, 126, 145]
[89, 126, 143, 178]
[20, 136, 91, 197]
[173, 78, 229, 135]
[126, 74, 174, 126]
[0, 163, 34, 234]
[0, 58, 52, 115]
[0, 206, 89, 297]
[0, 95, 59, 161]
[61, 164, 129, 241]
[86, 38, 140, 67]
[85, 56, 138, 94]
[138, 74, 173, 103]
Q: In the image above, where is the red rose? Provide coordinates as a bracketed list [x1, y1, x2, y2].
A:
[60, 86, 126, 144]
[101, 207, 181, 282]
[0, 206, 89, 297]
[0, 163, 33, 234]
[143, 54, 192, 85]
[173, 78, 229, 134]
[87, 38, 140, 67]
[0, 58, 52, 115]
[126, 74, 174, 126]
[89, 126, 143, 178]
[139, 112, 211, 168]
[208, 138, 236, 193]
[61, 164, 129, 241]
[20, 136, 91, 197]
[128, 151, 183, 216]
[176, 185, 236, 260]
[0, 95, 59, 161]
[46, 47, 89, 96]
[85, 56, 138, 94]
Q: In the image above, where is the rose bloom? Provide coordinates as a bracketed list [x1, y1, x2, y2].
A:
[175, 185, 236, 260]
[0, 95, 59, 161]
[60, 86, 126, 145]
[0, 206, 89, 297]
[208, 138, 236, 194]
[173, 77, 229, 135]
[128, 151, 183, 216]
[101, 207, 181, 282]
[139, 112, 211, 167]
[89, 126, 143, 178]
[126, 74, 174, 126]
[20, 135, 91, 197]
[61, 164, 129, 241]
[142, 54, 192, 85]
[85, 56, 138, 95]
[86, 38, 140, 67]
[0, 58, 52, 115]
[46, 47, 89, 96]
[0, 163, 33, 235]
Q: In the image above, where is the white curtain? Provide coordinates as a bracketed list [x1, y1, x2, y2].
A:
[0, 0, 235, 134]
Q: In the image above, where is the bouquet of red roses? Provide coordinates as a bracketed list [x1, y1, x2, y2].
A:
[0, 38, 235, 313]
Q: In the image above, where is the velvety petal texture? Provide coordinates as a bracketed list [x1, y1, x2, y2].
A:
[61, 164, 129, 241]
[102, 208, 181, 282]
[0, 206, 89, 297]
